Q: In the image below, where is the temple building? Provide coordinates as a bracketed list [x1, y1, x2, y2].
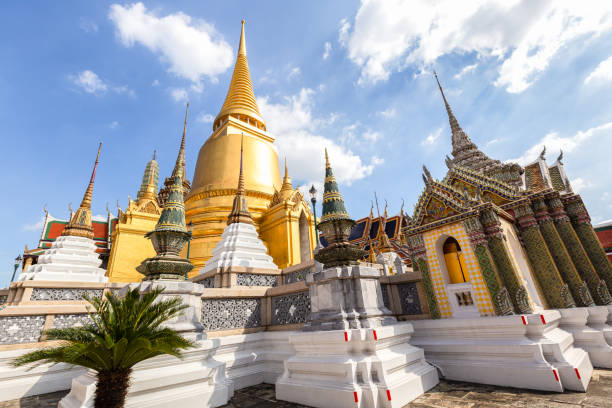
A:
[402, 74, 612, 319]
[184, 21, 316, 272]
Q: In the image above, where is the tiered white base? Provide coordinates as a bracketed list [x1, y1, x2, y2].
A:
[375, 251, 407, 275]
[200, 223, 278, 274]
[410, 310, 592, 392]
[559, 306, 612, 369]
[276, 322, 439, 408]
[53, 331, 295, 408]
[18, 236, 107, 283]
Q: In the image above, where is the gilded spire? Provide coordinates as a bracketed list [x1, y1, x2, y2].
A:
[137, 151, 160, 202]
[215, 21, 265, 130]
[153, 133, 187, 233]
[62, 142, 102, 239]
[374, 192, 392, 252]
[434, 71, 464, 137]
[227, 134, 253, 225]
[321, 148, 350, 223]
[280, 158, 293, 196]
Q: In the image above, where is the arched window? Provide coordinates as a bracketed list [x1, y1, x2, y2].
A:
[443, 237, 469, 284]
[298, 212, 311, 263]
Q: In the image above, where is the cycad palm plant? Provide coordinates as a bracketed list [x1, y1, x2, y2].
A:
[13, 287, 195, 408]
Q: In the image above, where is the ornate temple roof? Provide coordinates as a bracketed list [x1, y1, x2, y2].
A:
[434, 72, 523, 187]
[61, 143, 101, 239]
[227, 135, 254, 225]
[321, 148, 350, 223]
[214, 21, 266, 131]
[137, 151, 159, 202]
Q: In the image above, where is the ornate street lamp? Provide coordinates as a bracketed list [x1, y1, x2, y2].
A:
[309, 185, 320, 248]
[10, 255, 22, 283]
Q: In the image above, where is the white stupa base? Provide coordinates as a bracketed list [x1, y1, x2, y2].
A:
[375, 251, 407, 275]
[276, 322, 439, 408]
[200, 223, 278, 274]
[18, 236, 107, 283]
[410, 310, 592, 392]
[559, 306, 612, 369]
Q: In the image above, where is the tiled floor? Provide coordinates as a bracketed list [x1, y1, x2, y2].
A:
[2, 369, 611, 407]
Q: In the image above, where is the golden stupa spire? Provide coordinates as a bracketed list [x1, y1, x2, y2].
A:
[62, 143, 102, 239]
[137, 150, 159, 202]
[227, 134, 253, 225]
[280, 158, 293, 196]
[215, 20, 266, 130]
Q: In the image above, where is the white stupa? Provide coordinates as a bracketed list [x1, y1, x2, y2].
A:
[19, 144, 108, 283]
[200, 136, 278, 274]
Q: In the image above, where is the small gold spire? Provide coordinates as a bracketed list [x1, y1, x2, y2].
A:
[325, 147, 330, 168]
[80, 142, 102, 209]
[227, 133, 253, 225]
[239, 20, 246, 56]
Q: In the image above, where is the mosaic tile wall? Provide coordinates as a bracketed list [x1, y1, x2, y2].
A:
[201, 298, 261, 331]
[0, 316, 45, 344]
[398, 283, 422, 315]
[30, 288, 104, 301]
[236, 274, 278, 287]
[423, 222, 495, 317]
[53, 314, 94, 329]
[271, 291, 310, 325]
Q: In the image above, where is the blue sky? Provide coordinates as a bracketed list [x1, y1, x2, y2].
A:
[2, 1, 612, 286]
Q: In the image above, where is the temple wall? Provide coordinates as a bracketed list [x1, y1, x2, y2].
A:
[423, 222, 495, 317]
[499, 218, 546, 310]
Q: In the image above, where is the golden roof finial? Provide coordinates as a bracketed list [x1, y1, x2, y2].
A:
[280, 157, 293, 196]
[325, 147, 330, 168]
[62, 143, 101, 239]
[153, 149, 157, 160]
[215, 21, 265, 129]
[227, 133, 253, 225]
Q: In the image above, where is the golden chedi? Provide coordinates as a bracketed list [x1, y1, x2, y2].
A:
[185, 21, 316, 272]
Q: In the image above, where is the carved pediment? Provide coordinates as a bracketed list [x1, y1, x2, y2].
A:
[411, 185, 466, 227]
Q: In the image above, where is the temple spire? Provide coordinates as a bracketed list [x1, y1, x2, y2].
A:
[434, 71, 475, 155]
[321, 148, 350, 223]
[215, 20, 265, 130]
[227, 134, 253, 225]
[173, 102, 189, 179]
[137, 150, 160, 202]
[62, 143, 102, 239]
[280, 158, 293, 195]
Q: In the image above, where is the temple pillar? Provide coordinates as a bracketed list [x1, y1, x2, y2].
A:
[480, 209, 532, 314]
[566, 197, 612, 293]
[548, 196, 612, 305]
[407, 234, 441, 319]
[462, 217, 514, 316]
[532, 198, 594, 307]
[514, 203, 575, 309]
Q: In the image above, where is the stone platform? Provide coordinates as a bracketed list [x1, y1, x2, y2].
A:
[4, 369, 612, 408]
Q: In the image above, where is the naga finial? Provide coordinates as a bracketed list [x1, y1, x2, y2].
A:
[68, 202, 73, 217]
[43, 203, 48, 216]
[539, 145, 546, 161]
[445, 155, 454, 169]
[422, 165, 433, 184]
[557, 149, 563, 164]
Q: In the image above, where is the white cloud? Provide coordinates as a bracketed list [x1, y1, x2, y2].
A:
[338, 18, 351, 46]
[92, 214, 107, 222]
[152, 79, 160, 86]
[109, 3, 233, 87]
[362, 130, 380, 142]
[508, 122, 612, 165]
[198, 113, 214, 123]
[342, 1, 612, 91]
[109, 121, 119, 129]
[377, 107, 396, 118]
[323, 41, 332, 60]
[170, 87, 188, 102]
[584, 56, 612, 85]
[288, 66, 301, 80]
[454, 63, 478, 80]
[71, 70, 108, 94]
[421, 127, 442, 146]
[258, 88, 381, 185]
[570, 177, 594, 193]
[79, 18, 99, 33]
[22, 217, 44, 232]
[70, 70, 133, 96]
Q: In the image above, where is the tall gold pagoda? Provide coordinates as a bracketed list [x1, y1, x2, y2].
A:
[185, 21, 316, 272]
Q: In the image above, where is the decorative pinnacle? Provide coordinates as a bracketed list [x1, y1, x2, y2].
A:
[227, 133, 253, 225]
[434, 71, 461, 135]
[80, 142, 102, 209]
[173, 102, 189, 179]
[239, 20, 247, 56]
[325, 147, 330, 168]
[153, 149, 157, 160]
